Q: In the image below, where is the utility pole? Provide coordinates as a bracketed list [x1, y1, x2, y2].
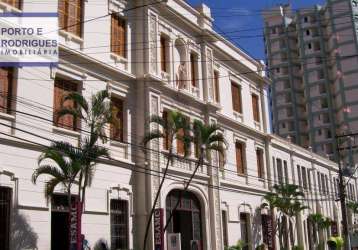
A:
[336, 133, 355, 250]
[337, 158, 351, 250]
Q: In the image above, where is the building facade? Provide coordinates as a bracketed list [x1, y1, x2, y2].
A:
[0, 0, 356, 250]
[263, 0, 358, 164]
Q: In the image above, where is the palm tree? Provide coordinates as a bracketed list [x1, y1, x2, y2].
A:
[57, 90, 116, 205]
[347, 201, 358, 214]
[262, 184, 308, 250]
[32, 141, 83, 247]
[162, 120, 227, 232]
[308, 213, 332, 249]
[142, 110, 191, 250]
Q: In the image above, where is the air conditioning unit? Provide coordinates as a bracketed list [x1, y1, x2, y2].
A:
[190, 240, 201, 250]
[167, 233, 181, 250]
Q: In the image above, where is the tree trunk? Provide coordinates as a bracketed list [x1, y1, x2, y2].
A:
[143, 148, 173, 250]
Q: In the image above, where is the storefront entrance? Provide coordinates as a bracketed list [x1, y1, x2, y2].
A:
[166, 190, 202, 250]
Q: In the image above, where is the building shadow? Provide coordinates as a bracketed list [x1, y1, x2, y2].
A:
[11, 211, 38, 250]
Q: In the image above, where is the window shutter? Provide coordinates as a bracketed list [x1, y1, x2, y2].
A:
[190, 53, 196, 87]
[111, 98, 124, 141]
[160, 36, 166, 72]
[236, 142, 244, 174]
[111, 15, 118, 55]
[58, 0, 67, 30]
[0, 68, 12, 114]
[231, 83, 242, 113]
[256, 149, 263, 178]
[119, 18, 126, 57]
[111, 15, 126, 57]
[67, 0, 76, 34]
[64, 0, 82, 36]
[4, 0, 21, 9]
[162, 111, 171, 150]
[54, 79, 77, 130]
[75, 0, 82, 36]
[252, 94, 260, 122]
[177, 127, 185, 155]
[214, 71, 220, 103]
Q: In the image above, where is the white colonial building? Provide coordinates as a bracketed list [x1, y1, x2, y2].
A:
[0, 0, 356, 250]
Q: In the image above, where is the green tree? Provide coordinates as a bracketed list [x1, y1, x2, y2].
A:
[142, 110, 191, 250]
[32, 141, 83, 241]
[308, 213, 332, 249]
[163, 120, 227, 231]
[225, 240, 247, 250]
[347, 201, 358, 214]
[57, 90, 115, 205]
[262, 184, 308, 250]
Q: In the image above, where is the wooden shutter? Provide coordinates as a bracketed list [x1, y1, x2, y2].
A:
[177, 127, 185, 155]
[231, 82, 242, 113]
[214, 71, 220, 103]
[75, 0, 82, 36]
[176, 116, 189, 155]
[236, 142, 245, 175]
[118, 18, 126, 57]
[111, 15, 126, 57]
[65, 0, 82, 36]
[54, 79, 77, 130]
[4, 0, 21, 9]
[0, 68, 12, 114]
[190, 53, 196, 87]
[256, 149, 263, 178]
[110, 98, 124, 141]
[162, 111, 171, 150]
[218, 141, 225, 169]
[252, 94, 260, 122]
[160, 36, 167, 72]
[111, 15, 118, 55]
[58, 0, 67, 30]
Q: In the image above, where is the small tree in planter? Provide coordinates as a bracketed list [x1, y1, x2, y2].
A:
[327, 236, 344, 250]
[225, 240, 247, 250]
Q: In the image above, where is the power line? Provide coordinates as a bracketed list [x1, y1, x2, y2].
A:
[0, 97, 348, 199]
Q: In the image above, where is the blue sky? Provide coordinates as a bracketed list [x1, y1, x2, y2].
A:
[187, 0, 325, 60]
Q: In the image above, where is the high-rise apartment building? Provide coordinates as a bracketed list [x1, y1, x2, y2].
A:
[263, 0, 358, 164]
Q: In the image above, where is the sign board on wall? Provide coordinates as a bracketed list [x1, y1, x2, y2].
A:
[0, 13, 58, 66]
[167, 233, 181, 250]
[261, 214, 275, 250]
[69, 201, 82, 250]
[154, 208, 164, 250]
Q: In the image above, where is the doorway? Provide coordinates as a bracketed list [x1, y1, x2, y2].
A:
[51, 194, 76, 250]
[166, 190, 203, 250]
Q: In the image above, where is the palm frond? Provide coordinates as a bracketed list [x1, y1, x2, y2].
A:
[38, 148, 66, 167]
[143, 129, 164, 146]
[44, 178, 63, 201]
[57, 108, 82, 122]
[147, 114, 166, 128]
[32, 164, 64, 184]
[63, 92, 89, 114]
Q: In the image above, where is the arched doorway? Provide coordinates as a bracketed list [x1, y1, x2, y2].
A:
[166, 190, 203, 250]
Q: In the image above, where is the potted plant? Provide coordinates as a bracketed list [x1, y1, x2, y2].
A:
[327, 236, 344, 250]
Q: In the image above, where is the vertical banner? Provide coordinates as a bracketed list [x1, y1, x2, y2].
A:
[154, 208, 164, 250]
[69, 200, 82, 250]
[262, 214, 275, 250]
[331, 221, 338, 236]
